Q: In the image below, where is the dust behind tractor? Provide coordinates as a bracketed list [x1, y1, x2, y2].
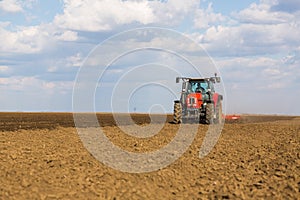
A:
[173, 74, 223, 124]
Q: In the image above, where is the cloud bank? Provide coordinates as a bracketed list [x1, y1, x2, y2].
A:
[0, 0, 299, 114]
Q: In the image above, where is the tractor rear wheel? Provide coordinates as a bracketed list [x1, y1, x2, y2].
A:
[215, 101, 223, 124]
[173, 101, 182, 124]
[204, 103, 214, 124]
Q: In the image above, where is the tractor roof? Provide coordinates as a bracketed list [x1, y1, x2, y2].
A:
[189, 78, 209, 81]
[176, 76, 221, 83]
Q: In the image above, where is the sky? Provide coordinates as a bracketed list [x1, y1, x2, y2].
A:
[0, 0, 299, 115]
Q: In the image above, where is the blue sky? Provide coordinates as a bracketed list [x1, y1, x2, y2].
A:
[0, 0, 299, 115]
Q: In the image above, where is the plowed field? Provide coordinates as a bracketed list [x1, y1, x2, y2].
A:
[0, 113, 299, 199]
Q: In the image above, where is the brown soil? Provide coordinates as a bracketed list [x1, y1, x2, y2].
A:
[0, 113, 299, 199]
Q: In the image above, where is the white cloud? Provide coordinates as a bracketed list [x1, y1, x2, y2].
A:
[0, 0, 23, 13]
[47, 66, 58, 73]
[43, 82, 56, 89]
[47, 52, 84, 73]
[191, 20, 300, 56]
[54, 0, 155, 32]
[0, 21, 11, 27]
[0, 24, 80, 54]
[271, 0, 300, 13]
[217, 56, 278, 69]
[0, 76, 73, 93]
[263, 82, 286, 89]
[0, 76, 39, 90]
[263, 68, 280, 76]
[66, 53, 83, 67]
[215, 55, 293, 91]
[0, 76, 74, 111]
[55, 30, 78, 42]
[233, 1, 293, 24]
[106, 69, 124, 74]
[54, 0, 199, 32]
[0, 0, 38, 12]
[149, 0, 199, 26]
[184, 0, 300, 58]
[194, 2, 228, 29]
[0, 25, 52, 54]
[0, 65, 10, 73]
[282, 53, 296, 64]
[22, 0, 37, 9]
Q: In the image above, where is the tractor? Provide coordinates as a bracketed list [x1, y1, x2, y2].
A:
[173, 74, 223, 124]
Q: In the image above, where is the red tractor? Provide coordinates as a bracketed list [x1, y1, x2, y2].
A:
[173, 74, 223, 124]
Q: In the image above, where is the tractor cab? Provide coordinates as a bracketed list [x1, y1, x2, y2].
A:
[187, 79, 215, 94]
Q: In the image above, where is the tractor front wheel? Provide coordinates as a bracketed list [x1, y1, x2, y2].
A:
[173, 101, 182, 124]
[204, 103, 214, 124]
[215, 101, 223, 124]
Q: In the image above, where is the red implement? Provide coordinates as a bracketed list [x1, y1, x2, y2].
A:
[225, 115, 241, 120]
